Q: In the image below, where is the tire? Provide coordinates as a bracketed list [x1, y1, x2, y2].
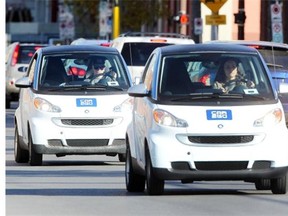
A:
[255, 179, 271, 190]
[118, 153, 126, 162]
[28, 130, 43, 166]
[14, 125, 29, 163]
[125, 145, 145, 192]
[271, 174, 288, 194]
[6, 97, 11, 109]
[145, 149, 164, 195]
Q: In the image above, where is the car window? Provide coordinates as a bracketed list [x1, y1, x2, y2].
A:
[159, 53, 273, 99]
[257, 48, 288, 71]
[121, 42, 173, 66]
[143, 54, 156, 91]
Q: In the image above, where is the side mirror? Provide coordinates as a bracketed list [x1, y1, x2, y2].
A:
[15, 77, 31, 88]
[128, 83, 149, 97]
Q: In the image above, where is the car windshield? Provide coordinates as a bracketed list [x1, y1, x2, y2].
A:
[38, 53, 130, 91]
[159, 53, 274, 101]
[121, 42, 173, 66]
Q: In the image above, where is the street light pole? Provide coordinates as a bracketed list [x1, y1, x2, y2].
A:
[180, 0, 187, 35]
[238, 0, 245, 40]
[112, 0, 120, 39]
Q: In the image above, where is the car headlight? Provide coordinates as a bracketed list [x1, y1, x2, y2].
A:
[254, 108, 283, 127]
[113, 97, 134, 112]
[33, 97, 61, 112]
[153, 109, 188, 127]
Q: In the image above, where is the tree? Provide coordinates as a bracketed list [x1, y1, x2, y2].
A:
[64, 0, 171, 37]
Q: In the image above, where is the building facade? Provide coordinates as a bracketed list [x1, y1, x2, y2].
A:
[5, 0, 288, 45]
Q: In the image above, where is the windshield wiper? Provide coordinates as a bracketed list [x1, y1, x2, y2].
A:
[170, 92, 269, 102]
[170, 92, 244, 101]
[47, 83, 124, 91]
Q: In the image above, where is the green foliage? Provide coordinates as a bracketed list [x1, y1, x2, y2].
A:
[63, 0, 171, 36]
[120, 0, 170, 32]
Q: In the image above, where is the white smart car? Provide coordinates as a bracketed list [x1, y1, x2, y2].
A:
[14, 45, 133, 165]
[126, 43, 288, 195]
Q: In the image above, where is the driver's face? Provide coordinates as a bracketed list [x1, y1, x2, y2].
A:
[224, 60, 238, 79]
[93, 65, 105, 74]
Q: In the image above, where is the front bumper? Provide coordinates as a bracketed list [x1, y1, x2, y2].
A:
[146, 125, 288, 181]
[153, 163, 288, 181]
[29, 114, 130, 155]
[34, 139, 126, 155]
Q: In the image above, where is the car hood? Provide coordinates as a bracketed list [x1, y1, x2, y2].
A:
[33, 93, 131, 118]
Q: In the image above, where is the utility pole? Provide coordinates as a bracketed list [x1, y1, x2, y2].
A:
[180, 0, 187, 35]
[237, 0, 245, 39]
[192, 0, 201, 43]
[112, 0, 120, 39]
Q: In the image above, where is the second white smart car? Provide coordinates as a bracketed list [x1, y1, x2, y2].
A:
[126, 43, 288, 195]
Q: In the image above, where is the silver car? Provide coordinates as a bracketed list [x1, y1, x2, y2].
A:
[5, 42, 47, 108]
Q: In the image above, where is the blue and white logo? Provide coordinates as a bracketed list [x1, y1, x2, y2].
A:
[76, 98, 97, 107]
[206, 110, 232, 120]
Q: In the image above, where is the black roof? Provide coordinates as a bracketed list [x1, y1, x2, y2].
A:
[156, 43, 260, 55]
[39, 45, 119, 55]
[206, 40, 288, 49]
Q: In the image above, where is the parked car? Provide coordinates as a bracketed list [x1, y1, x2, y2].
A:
[14, 45, 133, 166]
[110, 32, 195, 83]
[5, 42, 47, 108]
[125, 43, 288, 195]
[71, 38, 111, 47]
[206, 40, 288, 126]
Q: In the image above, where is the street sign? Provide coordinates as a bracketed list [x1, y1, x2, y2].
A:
[270, 2, 283, 43]
[271, 3, 282, 20]
[200, 0, 227, 13]
[205, 14, 226, 25]
[194, 17, 203, 35]
[58, 2, 75, 41]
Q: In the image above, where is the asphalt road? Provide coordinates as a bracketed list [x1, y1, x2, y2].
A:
[5, 103, 288, 216]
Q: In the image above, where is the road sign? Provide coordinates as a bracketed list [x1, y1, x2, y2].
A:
[270, 2, 283, 43]
[58, 2, 75, 41]
[205, 14, 226, 25]
[200, 0, 227, 13]
[271, 2, 282, 21]
[194, 17, 203, 35]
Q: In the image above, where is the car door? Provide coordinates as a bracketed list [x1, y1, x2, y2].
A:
[19, 55, 38, 144]
[132, 54, 157, 167]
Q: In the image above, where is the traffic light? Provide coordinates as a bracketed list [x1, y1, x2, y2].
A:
[173, 12, 189, 25]
[234, 11, 246, 24]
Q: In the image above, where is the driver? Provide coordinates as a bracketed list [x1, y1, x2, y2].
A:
[213, 58, 255, 93]
[85, 57, 117, 85]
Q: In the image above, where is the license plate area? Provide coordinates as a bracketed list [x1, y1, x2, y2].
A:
[76, 98, 97, 107]
[206, 109, 232, 120]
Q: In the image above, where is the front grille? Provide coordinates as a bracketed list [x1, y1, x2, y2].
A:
[61, 119, 113, 126]
[188, 135, 254, 144]
[171, 162, 191, 171]
[112, 139, 126, 145]
[195, 161, 248, 171]
[48, 139, 63, 147]
[252, 161, 271, 169]
[66, 139, 109, 147]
